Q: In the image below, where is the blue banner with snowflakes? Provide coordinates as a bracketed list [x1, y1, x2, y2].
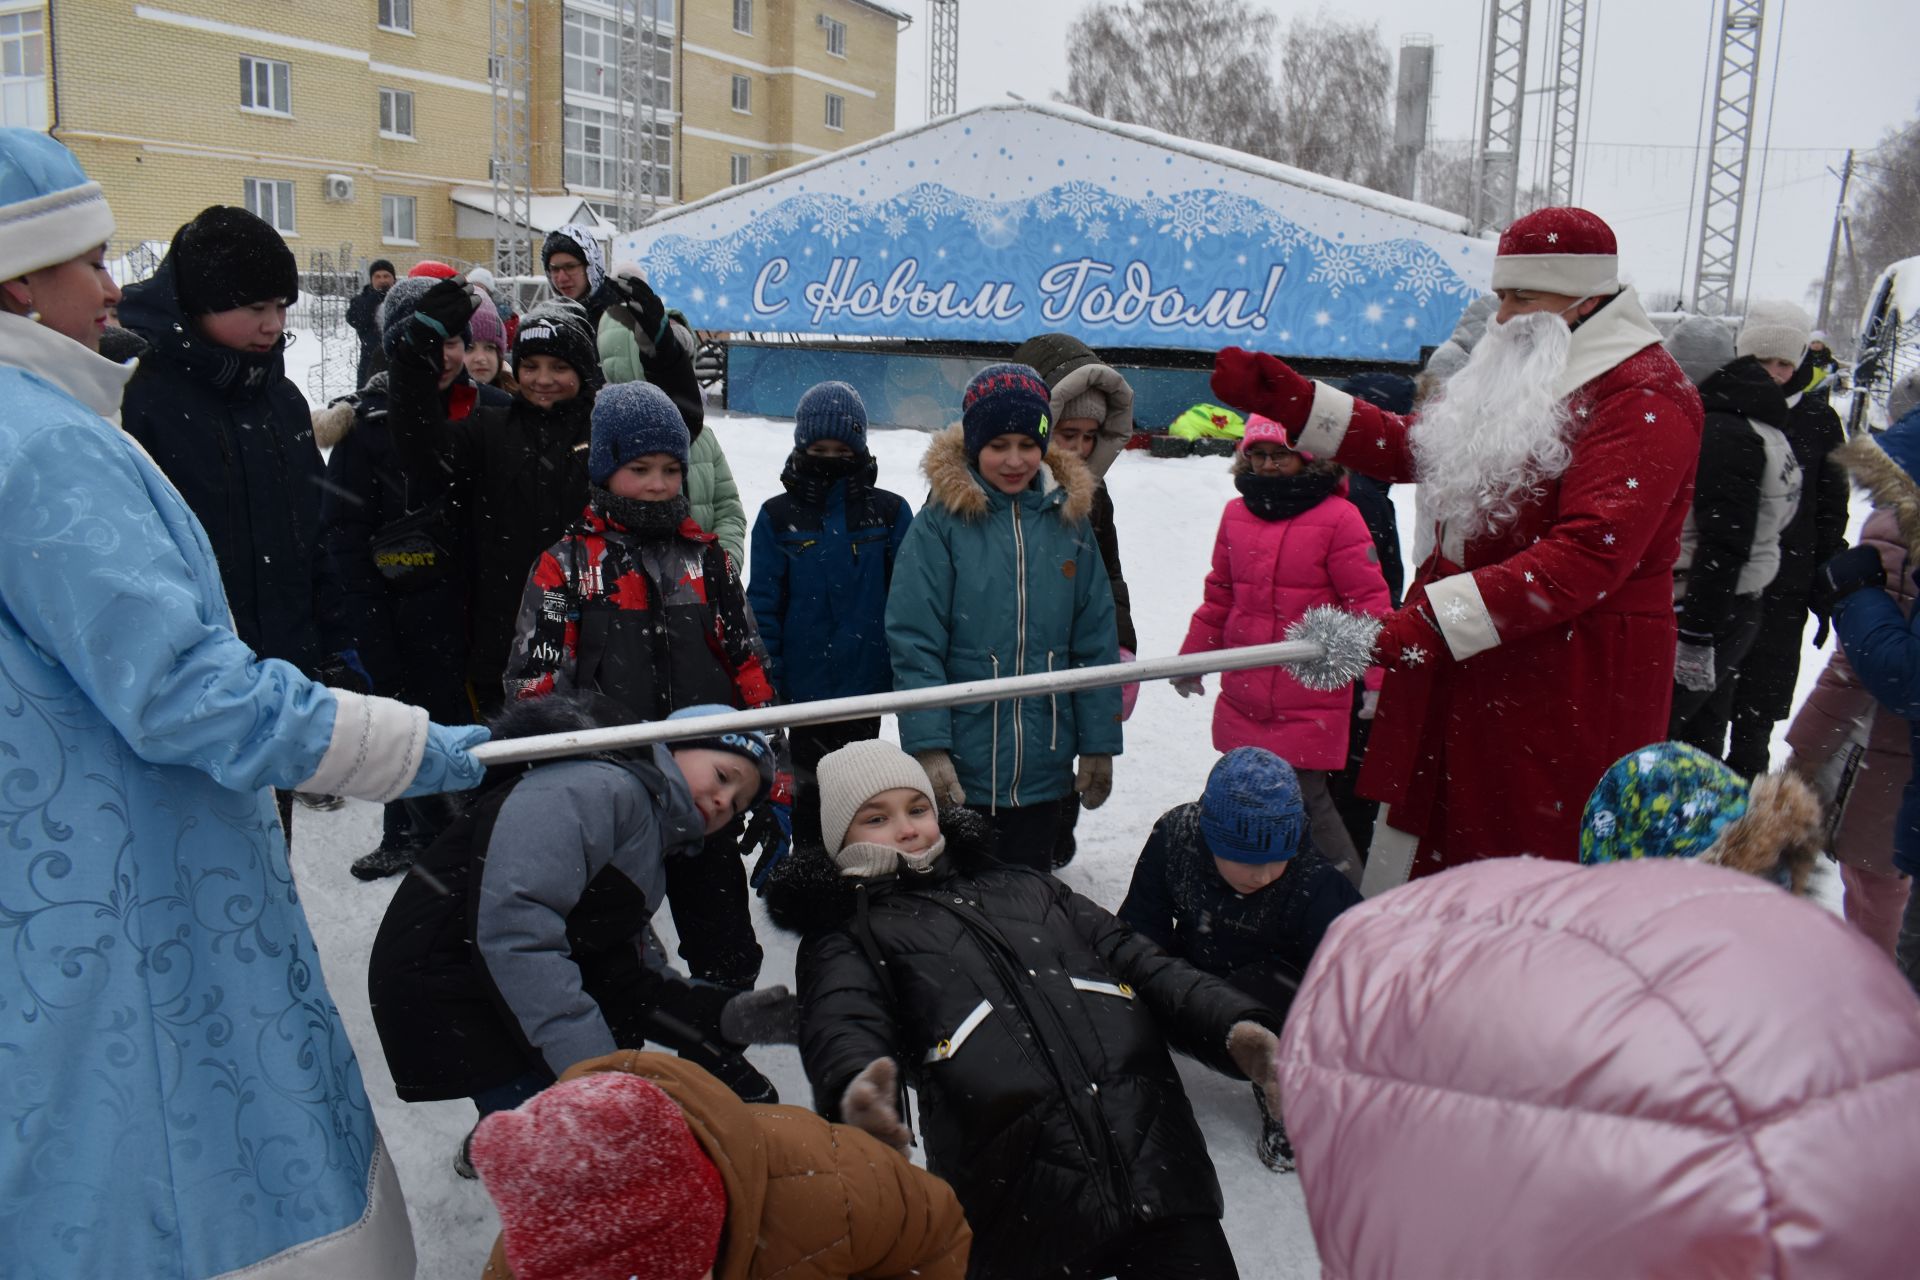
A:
[618, 104, 1495, 361]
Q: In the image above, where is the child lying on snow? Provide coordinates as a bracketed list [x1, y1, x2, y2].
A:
[473, 1051, 972, 1280]
[367, 697, 797, 1178]
[1121, 746, 1364, 1171]
[765, 739, 1283, 1280]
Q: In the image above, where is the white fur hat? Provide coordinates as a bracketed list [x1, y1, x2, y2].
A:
[1736, 300, 1813, 366]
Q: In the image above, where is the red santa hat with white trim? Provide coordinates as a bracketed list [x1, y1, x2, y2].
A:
[1490, 207, 1620, 299]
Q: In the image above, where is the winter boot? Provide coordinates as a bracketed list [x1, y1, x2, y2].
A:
[350, 839, 422, 881]
[294, 791, 347, 811]
[1254, 1083, 1295, 1173]
[452, 1126, 478, 1180]
[677, 1044, 778, 1105]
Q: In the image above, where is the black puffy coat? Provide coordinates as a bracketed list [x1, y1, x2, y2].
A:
[1118, 801, 1360, 1019]
[367, 696, 723, 1102]
[385, 345, 592, 704]
[119, 255, 325, 673]
[313, 371, 509, 721]
[764, 806, 1274, 1280]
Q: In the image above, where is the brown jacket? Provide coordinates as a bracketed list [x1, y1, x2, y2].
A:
[481, 1052, 970, 1280]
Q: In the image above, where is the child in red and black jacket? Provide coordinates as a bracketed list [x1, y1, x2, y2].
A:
[505, 380, 785, 1101]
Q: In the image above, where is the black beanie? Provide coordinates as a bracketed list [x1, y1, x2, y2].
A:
[513, 296, 604, 392]
[369, 258, 395, 278]
[169, 205, 300, 317]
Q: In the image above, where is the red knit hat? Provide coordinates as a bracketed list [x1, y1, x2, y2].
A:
[408, 259, 458, 279]
[1490, 207, 1619, 298]
[471, 1072, 727, 1280]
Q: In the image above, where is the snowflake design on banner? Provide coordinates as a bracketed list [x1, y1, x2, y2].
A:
[638, 181, 1481, 352]
[1308, 245, 1366, 297]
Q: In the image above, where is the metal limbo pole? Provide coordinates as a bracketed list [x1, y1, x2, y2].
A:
[468, 630, 1365, 769]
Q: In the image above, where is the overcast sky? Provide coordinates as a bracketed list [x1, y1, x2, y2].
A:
[886, 0, 1918, 320]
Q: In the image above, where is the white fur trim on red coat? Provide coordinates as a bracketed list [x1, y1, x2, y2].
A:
[1424, 573, 1501, 660]
[1295, 381, 1357, 458]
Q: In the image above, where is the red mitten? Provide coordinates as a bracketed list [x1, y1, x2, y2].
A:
[1211, 346, 1317, 430]
[1373, 603, 1447, 670]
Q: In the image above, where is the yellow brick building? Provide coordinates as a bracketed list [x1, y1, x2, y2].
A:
[27, 0, 902, 272]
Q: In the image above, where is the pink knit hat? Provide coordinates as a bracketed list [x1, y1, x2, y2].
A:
[471, 1072, 727, 1280]
[468, 291, 506, 351]
[1238, 414, 1312, 461]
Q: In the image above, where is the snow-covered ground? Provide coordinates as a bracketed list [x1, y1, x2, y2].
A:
[287, 394, 1853, 1278]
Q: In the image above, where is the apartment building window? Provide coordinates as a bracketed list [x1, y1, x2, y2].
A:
[825, 93, 844, 131]
[823, 17, 846, 57]
[0, 8, 47, 130]
[562, 102, 675, 197]
[243, 178, 295, 234]
[732, 0, 752, 35]
[378, 88, 414, 138]
[378, 0, 412, 34]
[240, 56, 291, 115]
[731, 75, 751, 113]
[564, 8, 674, 104]
[381, 194, 417, 244]
[730, 154, 752, 185]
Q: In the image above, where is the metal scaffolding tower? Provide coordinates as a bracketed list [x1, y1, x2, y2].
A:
[1545, 0, 1587, 207]
[1471, 0, 1533, 234]
[615, 1, 669, 230]
[927, 0, 958, 120]
[488, 0, 534, 276]
[1690, 0, 1766, 315]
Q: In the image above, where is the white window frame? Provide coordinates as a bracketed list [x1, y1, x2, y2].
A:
[381, 194, 418, 245]
[730, 74, 751, 114]
[243, 177, 296, 235]
[0, 8, 47, 131]
[730, 153, 752, 185]
[732, 0, 752, 35]
[378, 0, 413, 35]
[824, 17, 846, 57]
[240, 55, 291, 116]
[378, 87, 414, 139]
[825, 92, 844, 131]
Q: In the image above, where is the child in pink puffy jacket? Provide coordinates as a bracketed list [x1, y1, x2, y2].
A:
[1174, 415, 1389, 882]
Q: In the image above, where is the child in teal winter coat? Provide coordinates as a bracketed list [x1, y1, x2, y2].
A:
[886, 363, 1123, 869]
[747, 382, 912, 775]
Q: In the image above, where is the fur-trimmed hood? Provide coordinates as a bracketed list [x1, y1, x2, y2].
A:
[1699, 769, 1823, 895]
[1839, 412, 1920, 560]
[762, 800, 998, 936]
[919, 422, 1096, 523]
[1010, 332, 1135, 480]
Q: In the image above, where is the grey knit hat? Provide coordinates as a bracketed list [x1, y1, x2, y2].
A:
[1736, 300, 1813, 366]
[1060, 387, 1109, 424]
[1666, 315, 1737, 386]
[817, 739, 937, 866]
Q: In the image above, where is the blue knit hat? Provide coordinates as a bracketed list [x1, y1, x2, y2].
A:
[1579, 742, 1750, 867]
[795, 381, 868, 453]
[591, 381, 689, 485]
[1200, 747, 1307, 864]
[0, 128, 114, 281]
[665, 703, 774, 808]
[962, 363, 1053, 462]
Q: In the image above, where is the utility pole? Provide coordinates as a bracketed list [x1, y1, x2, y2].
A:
[1816, 148, 1855, 336]
[1472, 0, 1533, 233]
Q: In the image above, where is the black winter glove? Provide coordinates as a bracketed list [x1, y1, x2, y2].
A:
[401, 278, 478, 359]
[608, 271, 668, 342]
[1811, 545, 1885, 619]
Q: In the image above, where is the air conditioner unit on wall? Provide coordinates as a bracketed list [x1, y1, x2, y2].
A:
[323, 174, 355, 203]
[815, 12, 830, 27]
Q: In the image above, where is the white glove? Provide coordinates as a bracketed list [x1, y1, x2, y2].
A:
[914, 750, 966, 806]
[1358, 689, 1379, 720]
[839, 1056, 911, 1152]
[1172, 676, 1206, 698]
[1674, 637, 1717, 693]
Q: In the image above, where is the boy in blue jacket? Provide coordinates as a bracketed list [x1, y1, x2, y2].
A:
[747, 382, 912, 775]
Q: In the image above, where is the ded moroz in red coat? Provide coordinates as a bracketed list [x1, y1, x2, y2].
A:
[1261, 287, 1702, 873]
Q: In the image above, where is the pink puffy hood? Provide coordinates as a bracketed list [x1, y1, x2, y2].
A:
[1277, 858, 1920, 1279]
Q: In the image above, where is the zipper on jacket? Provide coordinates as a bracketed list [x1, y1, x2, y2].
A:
[1048, 651, 1059, 752]
[989, 652, 1001, 815]
[1011, 502, 1028, 806]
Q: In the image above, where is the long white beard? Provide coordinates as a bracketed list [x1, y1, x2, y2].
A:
[1412, 310, 1578, 543]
